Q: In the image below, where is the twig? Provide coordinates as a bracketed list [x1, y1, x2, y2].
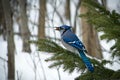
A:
[48, 1, 61, 80]
[14, 32, 61, 41]
[29, 54, 37, 80]
[37, 51, 47, 80]
[16, 70, 22, 80]
[73, 0, 81, 33]
[0, 56, 7, 62]
[3, 61, 7, 80]
[57, 67, 61, 80]
[48, 1, 64, 24]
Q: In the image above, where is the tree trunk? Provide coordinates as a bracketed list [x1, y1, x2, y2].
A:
[38, 0, 46, 38]
[73, 0, 81, 33]
[101, 0, 107, 8]
[2, 0, 15, 79]
[65, 0, 71, 25]
[0, 0, 3, 25]
[18, 0, 31, 52]
[80, 2, 102, 59]
[0, 0, 6, 40]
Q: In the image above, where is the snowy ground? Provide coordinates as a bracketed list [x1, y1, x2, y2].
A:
[0, 35, 80, 80]
[0, 32, 120, 80]
[0, 0, 120, 80]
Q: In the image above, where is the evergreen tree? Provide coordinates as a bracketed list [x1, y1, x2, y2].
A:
[80, 0, 120, 58]
[31, 0, 120, 79]
[30, 39, 120, 80]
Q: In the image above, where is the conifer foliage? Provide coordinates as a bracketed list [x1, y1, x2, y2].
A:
[80, 0, 120, 58]
[31, 39, 120, 80]
[31, 0, 120, 79]
[31, 39, 86, 73]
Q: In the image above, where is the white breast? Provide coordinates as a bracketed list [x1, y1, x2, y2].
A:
[61, 39, 78, 54]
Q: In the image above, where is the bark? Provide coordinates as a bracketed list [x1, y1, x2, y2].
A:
[80, 2, 102, 59]
[101, 0, 107, 8]
[38, 0, 46, 38]
[65, 0, 71, 24]
[2, 0, 15, 79]
[18, 0, 31, 52]
[73, 0, 81, 33]
[0, 0, 3, 25]
[0, 0, 6, 40]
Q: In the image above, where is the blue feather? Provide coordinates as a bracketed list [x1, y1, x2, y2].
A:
[58, 25, 94, 72]
[78, 50, 94, 72]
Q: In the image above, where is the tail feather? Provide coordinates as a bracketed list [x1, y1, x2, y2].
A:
[78, 50, 94, 72]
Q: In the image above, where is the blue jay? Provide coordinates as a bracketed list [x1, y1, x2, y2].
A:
[55, 25, 94, 72]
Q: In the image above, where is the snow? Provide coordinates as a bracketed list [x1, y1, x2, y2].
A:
[107, 0, 120, 12]
[15, 48, 79, 80]
[0, 0, 120, 80]
[0, 35, 80, 80]
[0, 36, 7, 80]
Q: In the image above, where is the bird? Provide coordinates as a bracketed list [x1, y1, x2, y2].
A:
[54, 25, 94, 72]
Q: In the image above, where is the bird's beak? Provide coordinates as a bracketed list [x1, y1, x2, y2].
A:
[54, 27, 60, 30]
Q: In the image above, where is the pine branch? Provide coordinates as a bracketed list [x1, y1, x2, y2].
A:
[30, 39, 113, 73]
[30, 39, 86, 73]
[80, 0, 120, 58]
[76, 66, 115, 80]
[30, 39, 120, 80]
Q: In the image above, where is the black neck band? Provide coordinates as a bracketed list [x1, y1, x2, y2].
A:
[62, 29, 67, 35]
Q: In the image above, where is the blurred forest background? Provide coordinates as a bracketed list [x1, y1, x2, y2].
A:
[0, 0, 120, 80]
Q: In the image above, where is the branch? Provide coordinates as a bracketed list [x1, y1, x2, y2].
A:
[48, 1, 64, 24]
[30, 39, 101, 73]
[14, 32, 61, 41]
[73, 0, 81, 33]
[0, 56, 7, 62]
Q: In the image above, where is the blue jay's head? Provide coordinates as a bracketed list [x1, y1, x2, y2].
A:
[55, 25, 71, 35]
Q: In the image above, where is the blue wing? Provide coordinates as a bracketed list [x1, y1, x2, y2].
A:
[62, 32, 87, 52]
[62, 32, 94, 72]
